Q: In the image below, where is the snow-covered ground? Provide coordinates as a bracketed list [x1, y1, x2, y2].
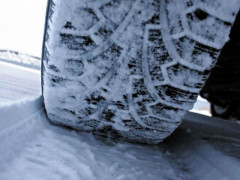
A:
[0, 61, 240, 179]
[0, 61, 40, 105]
[0, 97, 184, 180]
[0, 50, 41, 70]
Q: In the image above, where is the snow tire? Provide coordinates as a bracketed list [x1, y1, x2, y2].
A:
[42, 0, 239, 143]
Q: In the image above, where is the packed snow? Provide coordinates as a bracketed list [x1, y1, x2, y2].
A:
[0, 61, 40, 105]
[1, 95, 240, 180]
[0, 99, 183, 180]
[0, 61, 240, 179]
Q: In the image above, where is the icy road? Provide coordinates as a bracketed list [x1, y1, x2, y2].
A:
[0, 62, 240, 180]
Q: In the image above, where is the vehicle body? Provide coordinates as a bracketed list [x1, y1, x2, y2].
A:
[201, 11, 240, 120]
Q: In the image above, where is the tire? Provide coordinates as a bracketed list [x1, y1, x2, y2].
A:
[42, 0, 239, 144]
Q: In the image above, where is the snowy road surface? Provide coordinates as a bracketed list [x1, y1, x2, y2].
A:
[0, 61, 40, 104]
[1, 62, 240, 180]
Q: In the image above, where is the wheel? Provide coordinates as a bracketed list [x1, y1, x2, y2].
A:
[211, 102, 240, 120]
[211, 103, 232, 119]
[42, 0, 239, 144]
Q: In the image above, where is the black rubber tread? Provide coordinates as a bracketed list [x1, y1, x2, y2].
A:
[42, 0, 239, 143]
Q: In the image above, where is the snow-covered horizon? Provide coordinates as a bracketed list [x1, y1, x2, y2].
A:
[0, 49, 41, 70]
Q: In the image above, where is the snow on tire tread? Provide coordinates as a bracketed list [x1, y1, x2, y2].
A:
[43, 0, 240, 143]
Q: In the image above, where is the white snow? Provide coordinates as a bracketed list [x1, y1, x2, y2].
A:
[0, 50, 41, 70]
[0, 97, 183, 180]
[0, 61, 40, 105]
[1, 62, 240, 180]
